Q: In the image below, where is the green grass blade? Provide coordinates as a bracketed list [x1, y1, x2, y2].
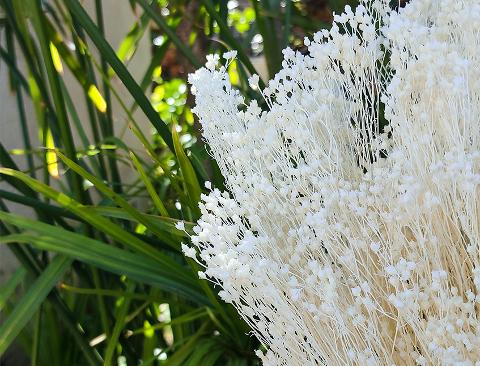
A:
[2, 0, 57, 122]
[130, 151, 169, 217]
[45, 21, 108, 115]
[0, 255, 72, 356]
[163, 322, 210, 366]
[0, 189, 77, 221]
[68, 15, 110, 181]
[184, 339, 220, 365]
[31, 307, 41, 366]
[172, 126, 201, 217]
[0, 45, 30, 93]
[60, 284, 169, 303]
[129, 308, 208, 337]
[60, 79, 90, 148]
[0, 144, 37, 198]
[198, 347, 224, 366]
[102, 282, 135, 365]
[128, 123, 186, 200]
[93, 0, 112, 120]
[91, 267, 111, 340]
[0, 267, 27, 312]
[89, 206, 192, 236]
[115, 8, 150, 65]
[0, 210, 193, 288]
[45, 14, 113, 186]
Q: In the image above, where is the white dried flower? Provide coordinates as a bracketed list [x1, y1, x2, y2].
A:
[248, 74, 260, 89]
[174, 221, 185, 231]
[223, 50, 237, 60]
[181, 243, 196, 259]
[205, 54, 220, 70]
[188, 0, 480, 364]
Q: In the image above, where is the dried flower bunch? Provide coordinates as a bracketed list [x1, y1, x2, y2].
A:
[183, 0, 480, 364]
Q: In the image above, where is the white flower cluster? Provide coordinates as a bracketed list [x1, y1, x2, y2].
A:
[186, 0, 480, 364]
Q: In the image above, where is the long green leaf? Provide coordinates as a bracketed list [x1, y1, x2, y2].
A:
[60, 284, 169, 303]
[0, 46, 30, 92]
[0, 145, 34, 197]
[185, 339, 221, 366]
[115, 8, 150, 65]
[0, 213, 208, 304]
[0, 189, 77, 220]
[45, 20, 108, 115]
[129, 308, 209, 337]
[0, 167, 178, 262]
[164, 322, 210, 366]
[31, 306, 42, 366]
[90, 206, 193, 236]
[130, 151, 169, 217]
[68, 11, 111, 181]
[102, 282, 135, 365]
[0, 255, 71, 356]
[0, 267, 27, 311]
[172, 126, 201, 217]
[0, 188, 192, 238]
[128, 123, 186, 200]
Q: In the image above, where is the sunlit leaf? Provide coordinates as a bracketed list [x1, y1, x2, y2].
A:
[49, 42, 63, 73]
[45, 129, 59, 179]
[87, 84, 107, 113]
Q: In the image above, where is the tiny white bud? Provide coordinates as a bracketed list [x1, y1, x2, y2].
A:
[175, 221, 185, 231]
[223, 50, 237, 60]
[248, 74, 260, 89]
[370, 242, 380, 252]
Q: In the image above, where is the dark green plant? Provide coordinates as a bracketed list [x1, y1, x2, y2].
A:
[0, 1, 355, 365]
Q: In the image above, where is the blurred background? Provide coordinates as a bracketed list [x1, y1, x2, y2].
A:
[0, 1, 358, 365]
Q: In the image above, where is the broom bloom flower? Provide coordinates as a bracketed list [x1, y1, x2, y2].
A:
[186, 0, 480, 364]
